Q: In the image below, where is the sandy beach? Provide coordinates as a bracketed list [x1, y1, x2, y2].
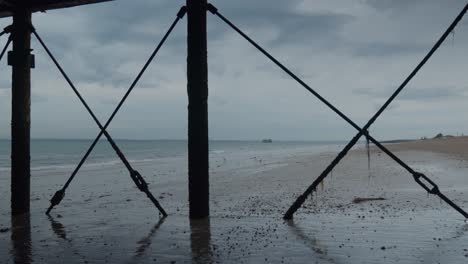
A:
[1, 137, 468, 263]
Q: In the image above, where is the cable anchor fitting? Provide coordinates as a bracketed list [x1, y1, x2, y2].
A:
[177, 6, 187, 18]
[131, 170, 149, 192]
[206, 3, 218, 14]
[413, 172, 439, 195]
[3, 24, 13, 34]
[46, 189, 65, 215]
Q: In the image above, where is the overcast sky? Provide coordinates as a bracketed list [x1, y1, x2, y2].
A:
[0, 0, 467, 141]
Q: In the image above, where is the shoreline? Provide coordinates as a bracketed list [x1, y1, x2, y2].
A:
[1, 138, 468, 263]
[379, 136, 468, 161]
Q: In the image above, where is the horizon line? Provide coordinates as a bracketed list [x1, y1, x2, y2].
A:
[0, 137, 358, 142]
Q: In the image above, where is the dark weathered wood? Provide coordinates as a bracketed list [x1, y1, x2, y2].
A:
[187, 0, 209, 219]
[0, 0, 113, 17]
[11, 8, 32, 215]
[190, 218, 211, 261]
[11, 214, 32, 263]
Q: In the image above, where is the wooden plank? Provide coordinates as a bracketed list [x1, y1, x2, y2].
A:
[0, 0, 113, 18]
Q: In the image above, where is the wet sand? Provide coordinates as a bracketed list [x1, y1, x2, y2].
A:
[380, 136, 468, 161]
[1, 138, 468, 263]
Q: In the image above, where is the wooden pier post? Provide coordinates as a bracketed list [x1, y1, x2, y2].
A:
[186, 0, 209, 219]
[10, 8, 33, 215]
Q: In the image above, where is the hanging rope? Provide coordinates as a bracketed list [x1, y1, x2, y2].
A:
[364, 129, 373, 196]
[365, 129, 371, 171]
[39, 6, 187, 216]
[206, 3, 468, 219]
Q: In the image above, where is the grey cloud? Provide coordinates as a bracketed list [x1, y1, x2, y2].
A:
[354, 86, 467, 101]
[268, 12, 353, 48]
[133, 75, 167, 90]
[100, 98, 118, 106]
[29, 0, 352, 91]
[79, 1, 188, 59]
[400, 86, 467, 101]
[209, 63, 226, 77]
[1, 0, 467, 141]
[366, 0, 466, 26]
[78, 0, 183, 44]
[352, 42, 427, 57]
[366, 0, 467, 13]
[225, 9, 354, 47]
[209, 0, 354, 48]
[253, 64, 316, 80]
[28, 0, 187, 90]
[373, 101, 399, 112]
[32, 33, 180, 91]
[355, 0, 467, 58]
[365, 0, 419, 12]
[211, 96, 228, 107]
[31, 93, 48, 103]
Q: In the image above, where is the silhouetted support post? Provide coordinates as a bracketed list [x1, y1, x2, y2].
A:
[10, 8, 33, 215]
[187, 0, 209, 219]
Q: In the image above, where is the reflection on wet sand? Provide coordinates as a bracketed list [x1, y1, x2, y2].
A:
[134, 217, 166, 257]
[286, 220, 337, 264]
[190, 218, 212, 263]
[48, 215, 69, 242]
[11, 213, 32, 264]
[47, 214, 89, 262]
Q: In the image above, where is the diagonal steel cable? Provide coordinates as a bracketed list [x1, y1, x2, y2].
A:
[0, 25, 11, 38]
[0, 25, 13, 61]
[34, 6, 186, 216]
[207, 3, 468, 219]
[0, 35, 11, 62]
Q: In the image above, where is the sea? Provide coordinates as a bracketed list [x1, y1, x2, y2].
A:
[0, 139, 346, 178]
[0, 139, 348, 216]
